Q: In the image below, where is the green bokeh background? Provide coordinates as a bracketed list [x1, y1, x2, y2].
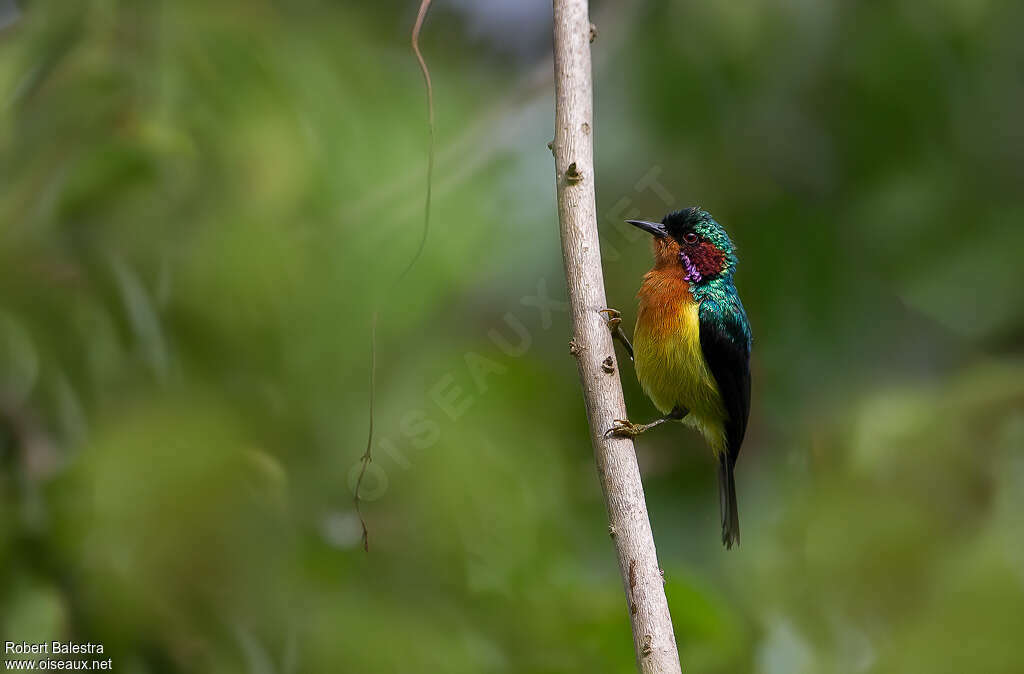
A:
[2, 1, 1023, 672]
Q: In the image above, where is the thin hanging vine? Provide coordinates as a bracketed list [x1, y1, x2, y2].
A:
[354, 0, 435, 552]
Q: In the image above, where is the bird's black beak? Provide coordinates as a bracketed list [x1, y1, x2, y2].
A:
[626, 219, 668, 239]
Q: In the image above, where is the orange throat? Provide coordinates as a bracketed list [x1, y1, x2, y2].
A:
[632, 241, 727, 452]
[636, 247, 696, 333]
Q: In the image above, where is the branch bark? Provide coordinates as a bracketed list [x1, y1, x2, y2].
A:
[551, 2, 683, 672]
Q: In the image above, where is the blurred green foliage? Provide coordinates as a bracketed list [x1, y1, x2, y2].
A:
[1, 0, 1023, 672]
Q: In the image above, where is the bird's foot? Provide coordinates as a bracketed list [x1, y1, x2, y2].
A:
[599, 308, 634, 362]
[604, 407, 687, 438]
[598, 307, 622, 330]
[604, 418, 648, 438]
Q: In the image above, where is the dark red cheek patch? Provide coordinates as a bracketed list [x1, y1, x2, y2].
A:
[689, 242, 726, 277]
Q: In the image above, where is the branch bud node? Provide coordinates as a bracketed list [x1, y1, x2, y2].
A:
[566, 162, 583, 184]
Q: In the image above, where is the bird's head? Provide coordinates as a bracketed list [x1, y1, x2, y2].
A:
[627, 207, 738, 284]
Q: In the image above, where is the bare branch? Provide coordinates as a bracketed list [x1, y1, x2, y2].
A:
[550, 1, 682, 671]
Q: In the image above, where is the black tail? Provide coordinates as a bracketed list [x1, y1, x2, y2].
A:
[717, 453, 740, 549]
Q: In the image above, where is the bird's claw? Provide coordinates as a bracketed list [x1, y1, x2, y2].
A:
[599, 307, 622, 330]
[604, 418, 643, 438]
[599, 307, 634, 362]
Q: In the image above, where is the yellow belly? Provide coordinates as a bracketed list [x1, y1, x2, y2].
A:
[634, 295, 728, 454]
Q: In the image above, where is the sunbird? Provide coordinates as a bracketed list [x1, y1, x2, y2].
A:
[603, 207, 751, 548]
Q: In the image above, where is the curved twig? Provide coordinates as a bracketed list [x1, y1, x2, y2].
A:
[400, 0, 435, 283]
[354, 0, 435, 551]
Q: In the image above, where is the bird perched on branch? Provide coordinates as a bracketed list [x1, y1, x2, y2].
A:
[603, 207, 751, 548]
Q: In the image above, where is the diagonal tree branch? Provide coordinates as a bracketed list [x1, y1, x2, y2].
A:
[550, 1, 683, 672]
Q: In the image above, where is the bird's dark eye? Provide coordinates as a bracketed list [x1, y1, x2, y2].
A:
[683, 232, 699, 244]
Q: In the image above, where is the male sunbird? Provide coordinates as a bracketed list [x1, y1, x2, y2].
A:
[603, 207, 751, 548]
